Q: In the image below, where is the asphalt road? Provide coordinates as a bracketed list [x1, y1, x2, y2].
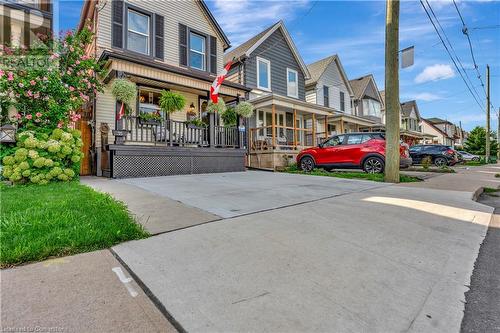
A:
[461, 193, 500, 333]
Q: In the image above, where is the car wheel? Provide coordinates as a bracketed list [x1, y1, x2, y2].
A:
[300, 156, 315, 172]
[363, 156, 384, 174]
[434, 157, 447, 167]
[472, 157, 480, 162]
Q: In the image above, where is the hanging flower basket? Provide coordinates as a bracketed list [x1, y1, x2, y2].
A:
[235, 101, 254, 118]
[206, 99, 226, 114]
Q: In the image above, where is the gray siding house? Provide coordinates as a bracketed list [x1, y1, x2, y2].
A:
[305, 55, 375, 135]
[225, 21, 335, 170]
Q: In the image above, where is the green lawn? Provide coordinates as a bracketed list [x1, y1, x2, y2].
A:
[1, 182, 148, 267]
[283, 166, 421, 183]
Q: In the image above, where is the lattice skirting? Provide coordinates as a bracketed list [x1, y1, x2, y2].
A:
[109, 145, 246, 178]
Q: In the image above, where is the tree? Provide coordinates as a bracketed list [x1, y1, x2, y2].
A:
[464, 126, 498, 156]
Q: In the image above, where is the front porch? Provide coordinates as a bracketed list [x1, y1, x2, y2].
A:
[95, 56, 249, 178]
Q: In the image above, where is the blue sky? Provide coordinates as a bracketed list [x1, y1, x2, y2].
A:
[57, 0, 499, 131]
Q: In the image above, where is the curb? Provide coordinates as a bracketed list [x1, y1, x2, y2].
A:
[472, 187, 485, 202]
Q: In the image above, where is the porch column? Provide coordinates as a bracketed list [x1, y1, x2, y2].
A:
[312, 114, 316, 146]
[209, 112, 215, 147]
[293, 109, 297, 148]
[324, 115, 328, 139]
[340, 118, 344, 133]
[271, 104, 276, 148]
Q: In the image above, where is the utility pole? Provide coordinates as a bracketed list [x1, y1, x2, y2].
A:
[497, 107, 500, 163]
[486, 65, 490, 163]
[384, 0, 400, 183]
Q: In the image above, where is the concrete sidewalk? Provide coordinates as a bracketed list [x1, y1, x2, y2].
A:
[81, 177, 220, 234]
[399, 165, 500, 195]
[1, 250, 176, 333]
[113, 183, 492, 333]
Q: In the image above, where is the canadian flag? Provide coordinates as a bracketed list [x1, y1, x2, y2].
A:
[210, 60, 233, 104]
[116, 102, 125, 120]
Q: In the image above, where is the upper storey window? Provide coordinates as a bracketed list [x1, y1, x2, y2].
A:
[127, 9, 150, 55]
[257, 57, 271, 91]
[189, 32, 206, 71]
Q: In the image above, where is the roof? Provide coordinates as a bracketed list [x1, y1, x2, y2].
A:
[400, 100, 421, 120]
[305, 55, 354, 95]
[379, 90, 385, 109]
[422, 118, 452, 139]
[426, 117, 452, 125]
[348, 74, 382, 102]
[78, 0, 231, 50]
[224, 21, 310, 79]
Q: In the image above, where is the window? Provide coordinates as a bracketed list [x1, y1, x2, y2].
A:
[189, 32, 206, 70]
[347, 134, 364, 145]
[362, 99, 381, 117]
[286, 68, 298, 98]
[323, 135, 345, 147]
[257, 57, 271, 91]
[323, 86, 329, 107]
[340, 91, 345, 111]
[127, 9, 150, 55]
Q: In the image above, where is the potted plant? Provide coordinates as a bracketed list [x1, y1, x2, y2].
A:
[234, 101, 254, 118]
[220, 106, 237, 127]
[159, 90, 186, 121]
[186, 118, 207, 129]
[206, 99, 226, 114]
[111, 78, 136, 118]
[137, 112, 162, 125]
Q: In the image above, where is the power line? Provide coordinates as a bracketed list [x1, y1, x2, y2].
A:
[420, 0, 485, 114]
[452, 0, 488, 100]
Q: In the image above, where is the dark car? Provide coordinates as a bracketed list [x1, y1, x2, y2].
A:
[409, 145, 459, 167]
[296, 132, 412, 174]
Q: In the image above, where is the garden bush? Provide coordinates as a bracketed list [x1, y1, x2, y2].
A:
[2, 128, 83, 184]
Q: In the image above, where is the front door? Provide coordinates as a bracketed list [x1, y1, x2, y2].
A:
[296, 115, 305, 146]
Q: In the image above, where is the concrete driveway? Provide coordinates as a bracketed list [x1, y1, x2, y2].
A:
[120, 171, 388, 218]
[113, 171, 493, 333]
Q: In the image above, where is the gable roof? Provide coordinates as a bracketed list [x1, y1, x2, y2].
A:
[379, 90, 385, 110]
[305, 55, 354, 95]
[348, 74, 383, 103]
[400, 100, 421, 120]
[426, 117, 453, 125]
[422, 118, 452, 138]
[78, 0, 231, 50]
[224, 21, 310, 79]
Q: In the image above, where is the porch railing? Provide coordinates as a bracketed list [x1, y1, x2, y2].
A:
[249, 126, 327, 151]
[119, 116, 241, 148]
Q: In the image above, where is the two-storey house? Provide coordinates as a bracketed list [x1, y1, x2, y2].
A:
[400, 100, 427, 145]
[78, 0, 249, 178]
[224, 21, 335, 170]
[421, 118, 454, 146]
[424, 117, 456, 146]
[349, 74, 385, 129]
[305, 55, 375, 135]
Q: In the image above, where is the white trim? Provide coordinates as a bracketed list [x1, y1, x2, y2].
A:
[256, 57, 271, 91]
[189, 32, 206, 71]
[127, 9, 150, 55]
[245, 21, 311, 80]
[286, 68, 298, 98]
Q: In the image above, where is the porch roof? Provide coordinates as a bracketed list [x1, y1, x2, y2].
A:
[329, 113, 377, 127]
[400, 129, 425, 139]
[249, 93, 335, 116]
[100, 50, 250, 97]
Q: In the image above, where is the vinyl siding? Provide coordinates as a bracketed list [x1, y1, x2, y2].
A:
[305, 90, 316, 104]
[95, 85, 117, 148]
[314, 60, 352, 114]
[245, 29, 305, 100]
[97, 0, 224, 73]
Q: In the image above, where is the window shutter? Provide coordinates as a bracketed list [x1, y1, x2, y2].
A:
[111, 0, 124, 48]
[179, 24, 188, 66]
[209, 35, 217, 74]
[154, 14, 164, 59]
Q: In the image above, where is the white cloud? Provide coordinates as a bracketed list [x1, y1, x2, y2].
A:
[415, 64, 455, 83]
[211, 0, 310, 47]
[412, 92, 443, 101]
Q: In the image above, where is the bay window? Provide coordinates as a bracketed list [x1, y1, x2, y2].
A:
[362, 99, 381, 118]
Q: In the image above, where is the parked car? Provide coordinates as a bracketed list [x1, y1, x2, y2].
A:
[296, 132, 412, 173]
[457, 151, 480, 162]
[409, 145, 459, 167]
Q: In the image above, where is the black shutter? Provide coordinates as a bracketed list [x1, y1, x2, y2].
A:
[209, 35, 217, 74]
[154, 14, 164, 59]
[179, 24, 188, 66]
[111, 0, 124, 48]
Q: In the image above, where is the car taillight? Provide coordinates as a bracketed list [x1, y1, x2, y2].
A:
[445, 149, 454, 155]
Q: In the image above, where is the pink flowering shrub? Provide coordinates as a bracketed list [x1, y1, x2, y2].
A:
[0, 25, 101, 184]
[0, 25, 102, 132]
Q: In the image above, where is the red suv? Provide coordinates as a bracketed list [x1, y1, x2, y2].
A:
[296, 132, 412, 173]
